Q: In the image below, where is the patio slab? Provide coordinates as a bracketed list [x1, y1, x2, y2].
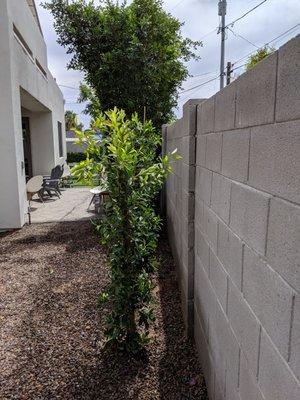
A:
[27, 187, 97, 224]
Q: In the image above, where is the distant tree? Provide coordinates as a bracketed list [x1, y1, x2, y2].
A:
[65, 110, 78, 131]
[245, 46, 275, 71]
[65, 110, 83, 131]
[78, 83, 101, 121]
[43, 0, 201, 129]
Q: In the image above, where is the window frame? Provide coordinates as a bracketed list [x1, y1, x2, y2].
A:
[57, 121, 64, 158]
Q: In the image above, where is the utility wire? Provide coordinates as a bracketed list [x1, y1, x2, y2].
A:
[199, 27, 219, 41]
[170, 0, 186, 11]
[224, 0, 268, 29]
[232, 23, 300, 65]
[227, 27, 260, 49]
[232, 63, 246, 72]
[187, 71, 216, 79]
[180, 23, 300, 96]
[59, 84, 80, 90]
[179, 75, 220, 94]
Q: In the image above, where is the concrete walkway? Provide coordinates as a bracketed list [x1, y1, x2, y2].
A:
[27, 187, 97, 224]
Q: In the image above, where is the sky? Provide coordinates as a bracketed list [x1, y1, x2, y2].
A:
[35, 0, 300, 128]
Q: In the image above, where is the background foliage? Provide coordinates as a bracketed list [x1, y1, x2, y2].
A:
[245, 46, 275, 71]
[44, 0, 200, 129]
[65, 110, 84, 131]
[66, 152, 86, 164]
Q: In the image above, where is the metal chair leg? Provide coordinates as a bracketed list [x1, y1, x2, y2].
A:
[88, 194, 95, 210]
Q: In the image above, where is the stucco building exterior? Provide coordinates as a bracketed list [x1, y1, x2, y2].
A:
[0, 0, 66, 230]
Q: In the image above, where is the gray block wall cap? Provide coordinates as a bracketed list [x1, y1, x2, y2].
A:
[183, 98, 207, 118]
[183, 98, 207, 107]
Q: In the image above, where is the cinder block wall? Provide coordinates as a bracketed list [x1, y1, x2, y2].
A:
[163, 35, 300, 400]
[163, 99, 204, 334]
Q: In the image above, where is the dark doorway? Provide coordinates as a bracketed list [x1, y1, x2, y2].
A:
[22, 117, 33, 180]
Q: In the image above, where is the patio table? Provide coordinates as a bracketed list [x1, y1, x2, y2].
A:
[88, 186, 109, 212]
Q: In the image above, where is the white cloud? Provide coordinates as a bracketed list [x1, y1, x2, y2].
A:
[36, 0, 300, 125]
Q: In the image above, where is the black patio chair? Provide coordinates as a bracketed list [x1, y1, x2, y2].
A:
[41, 165, 64, 198]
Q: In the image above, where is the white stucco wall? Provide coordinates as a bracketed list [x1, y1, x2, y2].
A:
[0, 0, 66, 230]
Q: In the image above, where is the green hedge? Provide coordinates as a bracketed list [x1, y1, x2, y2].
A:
[67, 152, 86, 163]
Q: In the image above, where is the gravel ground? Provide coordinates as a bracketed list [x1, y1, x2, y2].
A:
[0, 221, 207, 399]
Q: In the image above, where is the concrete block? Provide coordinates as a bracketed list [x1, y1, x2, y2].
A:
[194, 308, 215, 398]
[227, 280, 260, 376]
[204, 205, 218, 252]
[243, 245, 294, 360]
[215, 376, 225, 400]
[211, 173, 231, 223]
[222, 128, 250, 182]
[230, 182, 270, 255]
[197, 97, 215, 134]
[225, 373, 240, 400]
[196, 134, 206, 166]
[171, 117, 184, 138]
[266, 198, 300, 292]
[239, 353, 264, 400]
[194, 305, 209, 361]
[181, 237, 194, 273]
[215, 80, 237, 132]
[210, 301, 240, 389]
[276, 35, 300, 122]
[195, 166, 212, 205]
[289, 295, 300, 381]
[182, 162, 195, 192]
[209, 248, 228, 313]
[195, 227, 210, 274]
[217, 220, 243, 290]
[205, 132, 222, 172]
[183, 99, 203, 135]
[259, 331, 300, 400]
[182, 189, 195, 222]
[195, 197, 204, 232]
[182, 135, 196, 165]
[235, 51, 277, 128]
[194, 256, 216, 336]
[179, 250, 189, 288]
[249, 120, 300, 204]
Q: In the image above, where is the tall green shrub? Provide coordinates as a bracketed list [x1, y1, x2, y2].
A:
[73, 108, 177, 352]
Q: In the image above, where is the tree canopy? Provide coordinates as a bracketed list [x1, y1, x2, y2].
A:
[44, 0, 201, 129]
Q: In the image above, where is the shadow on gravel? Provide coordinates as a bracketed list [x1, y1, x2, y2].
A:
[1, 221, 207, 399]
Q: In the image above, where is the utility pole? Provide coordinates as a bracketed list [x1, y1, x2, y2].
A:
[226, 61, 232, 85]
[218, 0, 227, 90]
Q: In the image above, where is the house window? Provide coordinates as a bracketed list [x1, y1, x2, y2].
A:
[58, 121, 63, 157]
[36, 58, 47, 79]
[13, 24, 33, 58]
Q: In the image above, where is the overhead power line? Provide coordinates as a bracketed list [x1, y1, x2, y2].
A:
[179, 75, 220, 94]
[187, 71, 216, 79]
[227, 27, 260, 49]
[170, 0, 186, 11]
[232, 23, 300, 66]
[225, 0, 268, 29]
[199, 27, 219, 41]
[179, 23, 300, 97]
[59, 84, 80, 90]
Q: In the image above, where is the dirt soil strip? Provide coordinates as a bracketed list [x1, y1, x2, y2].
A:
[0, 221, 208, 399]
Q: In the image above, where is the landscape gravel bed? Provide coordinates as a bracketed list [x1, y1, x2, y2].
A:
[0, 221, 207, 399]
